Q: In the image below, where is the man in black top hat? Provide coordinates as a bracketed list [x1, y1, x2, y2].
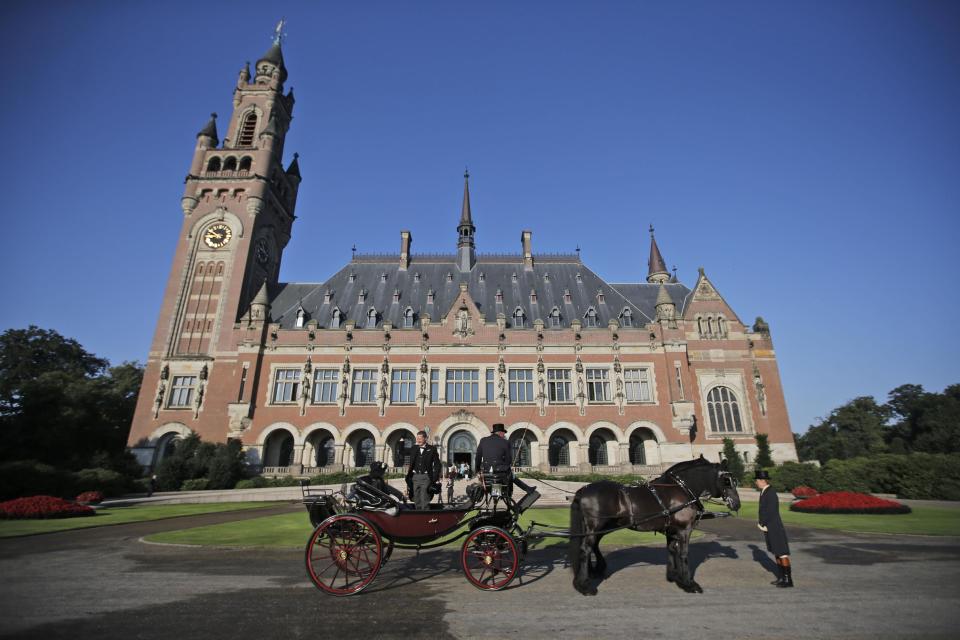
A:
[406, 430, 440, 509]
[755, 469, 794, 587]
[475, 423, 537, 500]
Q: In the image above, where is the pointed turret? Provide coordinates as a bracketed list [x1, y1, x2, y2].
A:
[249, 281, 271, 324]
[285, 152, 301, 180]
[255, 42, 288, 84]
[196, 113, 219, 146]
[457, 169, 476, 271]
[656, 282, 677, 323]
[646, 225, 670, 284]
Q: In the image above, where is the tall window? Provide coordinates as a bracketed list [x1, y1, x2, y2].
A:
[513, 308, 525, 328]
[511, 436, 531, 467]
[351, 369, 378, 404]
[588, 436, 608, 465]
[272, 369, 301, 403]
[486, 368, 495, 403]
[430, 369, 440, 403]
[629, 433, 647, 465]
[446, 369, 479, 403]
[509, 369, 534, 403]
[391, 369, 416, 403]
[365, 308, 377, 328]
[549, 308, 561, 328]
[403, 307, 414, 328]
[549, 435, 571, 466]
[311, 369, 339, 404]
[675, 363, 685, 400]
[584, 308, 598, 328]
[586, 368, 610, 402]
[237, 112, 257, 147]
[707, 386, 744, 432]
[624, 368, 651, 402]
[330, 308, 341, 329]
[547, 368, 572, 403]
[169, 376, 197, 407]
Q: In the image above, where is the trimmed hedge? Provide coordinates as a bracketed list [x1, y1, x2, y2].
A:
[790, 491, 911, 515]
[0, 461, 137, 501]
[770, 453, 960, 500]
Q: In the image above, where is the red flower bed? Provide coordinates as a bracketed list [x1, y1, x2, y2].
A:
[76, 491, 104, 505]
[0, 495, 96, 519]
[791, 485, 818, 499]
[789, 491, 911, 515]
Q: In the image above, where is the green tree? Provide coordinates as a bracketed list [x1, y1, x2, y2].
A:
[754, 433, 774, 469]
[721, 438, 745, 483]
[885, 384, 960, 454]
[797, 396, 888, 464]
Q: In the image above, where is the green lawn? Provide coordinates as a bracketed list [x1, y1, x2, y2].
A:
[145, 507, 669, 549]
[733, 501, 960, 536]
[0, 502, 287, 538]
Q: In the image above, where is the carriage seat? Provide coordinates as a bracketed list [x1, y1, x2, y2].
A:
[353, 477, 401, 515]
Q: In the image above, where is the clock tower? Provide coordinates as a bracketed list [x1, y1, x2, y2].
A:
[128, 31, 301, 465]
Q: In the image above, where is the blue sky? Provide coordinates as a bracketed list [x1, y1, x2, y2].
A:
[1, 1, 957, 434]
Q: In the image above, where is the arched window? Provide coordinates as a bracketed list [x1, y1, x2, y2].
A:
[697, 317, 705, 337]
[707, 317, 715, 337]
[356, 436, 375, 467]
[620, 309, 633, 328]
[510, 434, 532, 467]
[549, 307, 561, 328]
[314, 436, 336, 467]
[403, 307, 414, 328]
[584, 307, 598, 328]
[295, 307, 306, 328]
[629, 433, 647, 465]
[718, 317, 727, 337]
[366, 308, 378, 328]
[707, 386, 744, 433]
[239, 156, 252, 172]
[549, 435, 571, 466]
[588, 436, 608, 465]
[222, 156, 237, 172]
[206, 157, 221, 172]
[513, 308, 525, 329]
[237, 112, 258, 147]
[330, 308, 341, 329]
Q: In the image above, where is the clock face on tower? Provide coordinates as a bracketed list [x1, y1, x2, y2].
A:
[203, 223, 232, 249]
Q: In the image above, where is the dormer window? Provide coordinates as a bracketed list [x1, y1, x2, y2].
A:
[366, 308, 378, 328]
[479, 272, 485, 282]
[513, 308, 526, 329]
[495, 288, 503, 303]
[427, 289, 435, 304]
[549, 307, 562, 328]
[414, 272, 421, 283]
[393, 288, 400, 302]
[295, 307, 306, 328]
[358, 289, 366, 303]
[403, 307, 414, 328]
[596, 290, 605, 304]
[584, 307, 598, 328]
[323, 290, 332, 304]
[620, 309, 633, 328]
[530, 289, 537, 303]
[331, 308, 342, 329]
[512, 273, 518, 283]
[564, 289, 572, 303]
[575, 273, 583, 283]
[380, 273, 388, 282]
[446, 272, 453, 283]
[348, 273, 356, 283]
[544, 273, 550, 282]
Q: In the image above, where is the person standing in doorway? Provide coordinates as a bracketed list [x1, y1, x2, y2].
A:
[406, 430, 440, 510]
[755, 469, 794, 588]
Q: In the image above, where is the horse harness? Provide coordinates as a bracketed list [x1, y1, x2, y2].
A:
[622, 470, 705, 529]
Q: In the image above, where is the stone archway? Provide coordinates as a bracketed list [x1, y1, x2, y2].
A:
[445, 429, 477, 470]
[263, 429, 295, 467]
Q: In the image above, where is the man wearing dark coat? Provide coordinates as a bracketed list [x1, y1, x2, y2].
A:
[755, 469, 794, 587]
[475, 423, 536, 498]
[406, 430, 440, 510]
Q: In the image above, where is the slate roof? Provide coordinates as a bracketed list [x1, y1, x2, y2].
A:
[267, 255, 690, 330]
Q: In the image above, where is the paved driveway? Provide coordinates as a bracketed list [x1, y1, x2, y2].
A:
[0, 505, 957, 640]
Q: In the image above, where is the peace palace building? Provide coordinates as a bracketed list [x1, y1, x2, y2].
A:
[127, 39, 799, 476]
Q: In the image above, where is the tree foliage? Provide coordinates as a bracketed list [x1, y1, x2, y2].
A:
[754, 433, 774, 469]
[0, 326, 143, 472]
[721, 438, 745, 483]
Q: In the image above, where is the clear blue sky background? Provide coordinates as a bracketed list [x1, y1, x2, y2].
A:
[1, 1, 957, 434]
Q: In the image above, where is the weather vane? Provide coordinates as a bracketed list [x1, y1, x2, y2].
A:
[273, 18, 287, 45]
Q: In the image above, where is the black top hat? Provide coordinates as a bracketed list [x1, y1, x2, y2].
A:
[754, 469, 771, 480]
[492, 423, 507, 434]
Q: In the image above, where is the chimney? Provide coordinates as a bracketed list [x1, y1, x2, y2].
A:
[521, 230, 534, 270]
[400, 230, 412, 270]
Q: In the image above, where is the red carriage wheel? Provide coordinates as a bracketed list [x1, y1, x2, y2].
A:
[461, 526, 519, 591]
[305, 514, 382, 596]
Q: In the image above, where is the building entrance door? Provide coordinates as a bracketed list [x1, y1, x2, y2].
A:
[447, 431, 476, 470]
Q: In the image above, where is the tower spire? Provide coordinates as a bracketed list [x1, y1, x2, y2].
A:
[457, 169, 476, 271]
[646, 224, 670, 284]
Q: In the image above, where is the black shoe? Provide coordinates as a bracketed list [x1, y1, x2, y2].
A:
[776, 566, 794, 588]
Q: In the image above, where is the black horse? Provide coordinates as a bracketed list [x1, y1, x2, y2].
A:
[569, 456, 740, 596]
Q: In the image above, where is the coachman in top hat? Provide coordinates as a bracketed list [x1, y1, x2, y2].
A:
[755, 469, 794, 588]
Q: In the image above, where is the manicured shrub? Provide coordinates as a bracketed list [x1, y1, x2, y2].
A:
[234, 477, 269, 490]
[790, 491, 911, 514]
[75, 491, 104, 504]
[0, 495, 95, 519]
[768, 461, 822, 493]
[0, 461, 74, 501]
[791, 485, 818, 499]
[820, 459, 872, 493]
[74, 468, 130, 497]
[180, 478, 209, 491]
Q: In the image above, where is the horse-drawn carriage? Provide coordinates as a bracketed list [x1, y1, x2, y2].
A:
[301, 457, 740, 597]
[302, 469, 538, 595]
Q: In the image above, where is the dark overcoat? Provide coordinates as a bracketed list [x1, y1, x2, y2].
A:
[758, 486, 790, 556]
[475, 434, 511, 475]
